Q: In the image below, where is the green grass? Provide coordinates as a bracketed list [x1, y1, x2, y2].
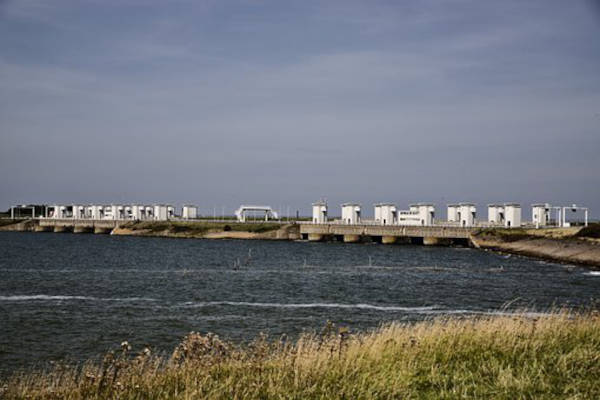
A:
[3, 311, 600, 399]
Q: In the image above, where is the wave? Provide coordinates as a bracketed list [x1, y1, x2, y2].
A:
[177, 302, 553, 317]
[584, 271, 600, 276]
[0, 295, 157, 302]
[0, 297, 554, 318]
[180, 301, 438, 312]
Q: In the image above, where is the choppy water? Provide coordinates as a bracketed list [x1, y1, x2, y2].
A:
[0, 232, 598, 374]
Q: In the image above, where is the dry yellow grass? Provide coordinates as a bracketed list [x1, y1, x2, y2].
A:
[2, 311, 600, 399]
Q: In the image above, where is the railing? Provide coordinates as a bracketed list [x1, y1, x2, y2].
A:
[299, 220, 547, 229]
[36, 217, 296, 224]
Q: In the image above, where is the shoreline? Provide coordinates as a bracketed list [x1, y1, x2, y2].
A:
[470, 227, 600, 269]
[0, 219, 302, 241]
[1, 219, 599, 268]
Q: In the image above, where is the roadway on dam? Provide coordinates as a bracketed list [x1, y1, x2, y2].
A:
[299, 222, 477, 244]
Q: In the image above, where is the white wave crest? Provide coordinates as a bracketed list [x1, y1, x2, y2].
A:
[178, 302, 553, 317]
[0, 295, 156, 302]
[180, 301, 438, 312]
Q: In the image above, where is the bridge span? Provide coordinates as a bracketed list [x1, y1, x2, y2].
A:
[299, 223, 478, 245]
[37, 219, 120, 233]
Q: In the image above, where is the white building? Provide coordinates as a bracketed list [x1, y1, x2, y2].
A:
[457, 203, 476, 227]
[44, 203, 180, 220]
[89, 205, 103, 219]
[182, 205, 198, 219]
[52, 205, 70, 219]
[504, 203, 521, 228]
[374, 203, 397, 225]
[103, 205, 113, 219]
[131, 204, 145, 220]
[488, 204, 505, 225]
[154, 205, 170, 221]
[312, 201, 328, 223]
[447, 204, 459, 222]
[110, 205, 127, 220]
[341, 203, 361, 224]
[532, 203, 551, 227]
[47, 205, 62, 219]
[398, 203, 435, 226]
[72, 205, 86, 219]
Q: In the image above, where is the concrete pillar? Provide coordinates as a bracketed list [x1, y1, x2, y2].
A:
[74, 226, 92, 233]
[308, 233, 324, 242]
[94, 227, 112, 234]
[343, 234, 361, 243]
[34, 225, 52, 232]
[423, 237, 452, 246]
[54, 225, 69, 233]
[381, 236, 397, 244]
[10, 207, 14, 219]
[423, 237, 439, 246]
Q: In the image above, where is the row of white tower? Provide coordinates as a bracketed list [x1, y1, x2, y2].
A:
[311, 201, 589, 228]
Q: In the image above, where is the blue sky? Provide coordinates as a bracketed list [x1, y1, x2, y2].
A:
[1, 0, 599, 218]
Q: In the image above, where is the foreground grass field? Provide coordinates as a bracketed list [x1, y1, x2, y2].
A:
[3, 312, 599, 399]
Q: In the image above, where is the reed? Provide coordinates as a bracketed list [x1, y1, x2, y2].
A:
[2, 311, 599, 399]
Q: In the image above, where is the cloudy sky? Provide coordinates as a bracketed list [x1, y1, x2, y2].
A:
[1, 0, 599, 218]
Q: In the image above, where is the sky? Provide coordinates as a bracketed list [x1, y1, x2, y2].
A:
[1, 0, 599, 218]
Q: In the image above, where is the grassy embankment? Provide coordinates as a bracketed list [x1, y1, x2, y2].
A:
[3, 311, 600, 399]
[0, 219, 23, 228]
[111, 220, 298, 240]
[472, 223, 600, 268]
[476, 223, 600, 242]
[121, 221, 283, 235]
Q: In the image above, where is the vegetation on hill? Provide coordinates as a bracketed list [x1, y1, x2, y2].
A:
[475, 228, 535, 242]
[121, 221, 284, 235]
[476, 225, 600, 241]
[3, 311, 599, 399]
[575, 223, 600, 239]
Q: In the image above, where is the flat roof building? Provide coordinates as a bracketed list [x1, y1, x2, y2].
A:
[312, 201, 328, 224]
[447, 204, 460, 222]
[341, 203, 361, 225]
[488, 204, 505, 225]
[374, 203, 397, 226]
[398, 203, 435, 226]
[154, 205, 170, 221]
[182, 205, 198, 220]
[458, 203, 476, 227]
[532, 203, 551, 227]
[504, 203, 521, 228]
